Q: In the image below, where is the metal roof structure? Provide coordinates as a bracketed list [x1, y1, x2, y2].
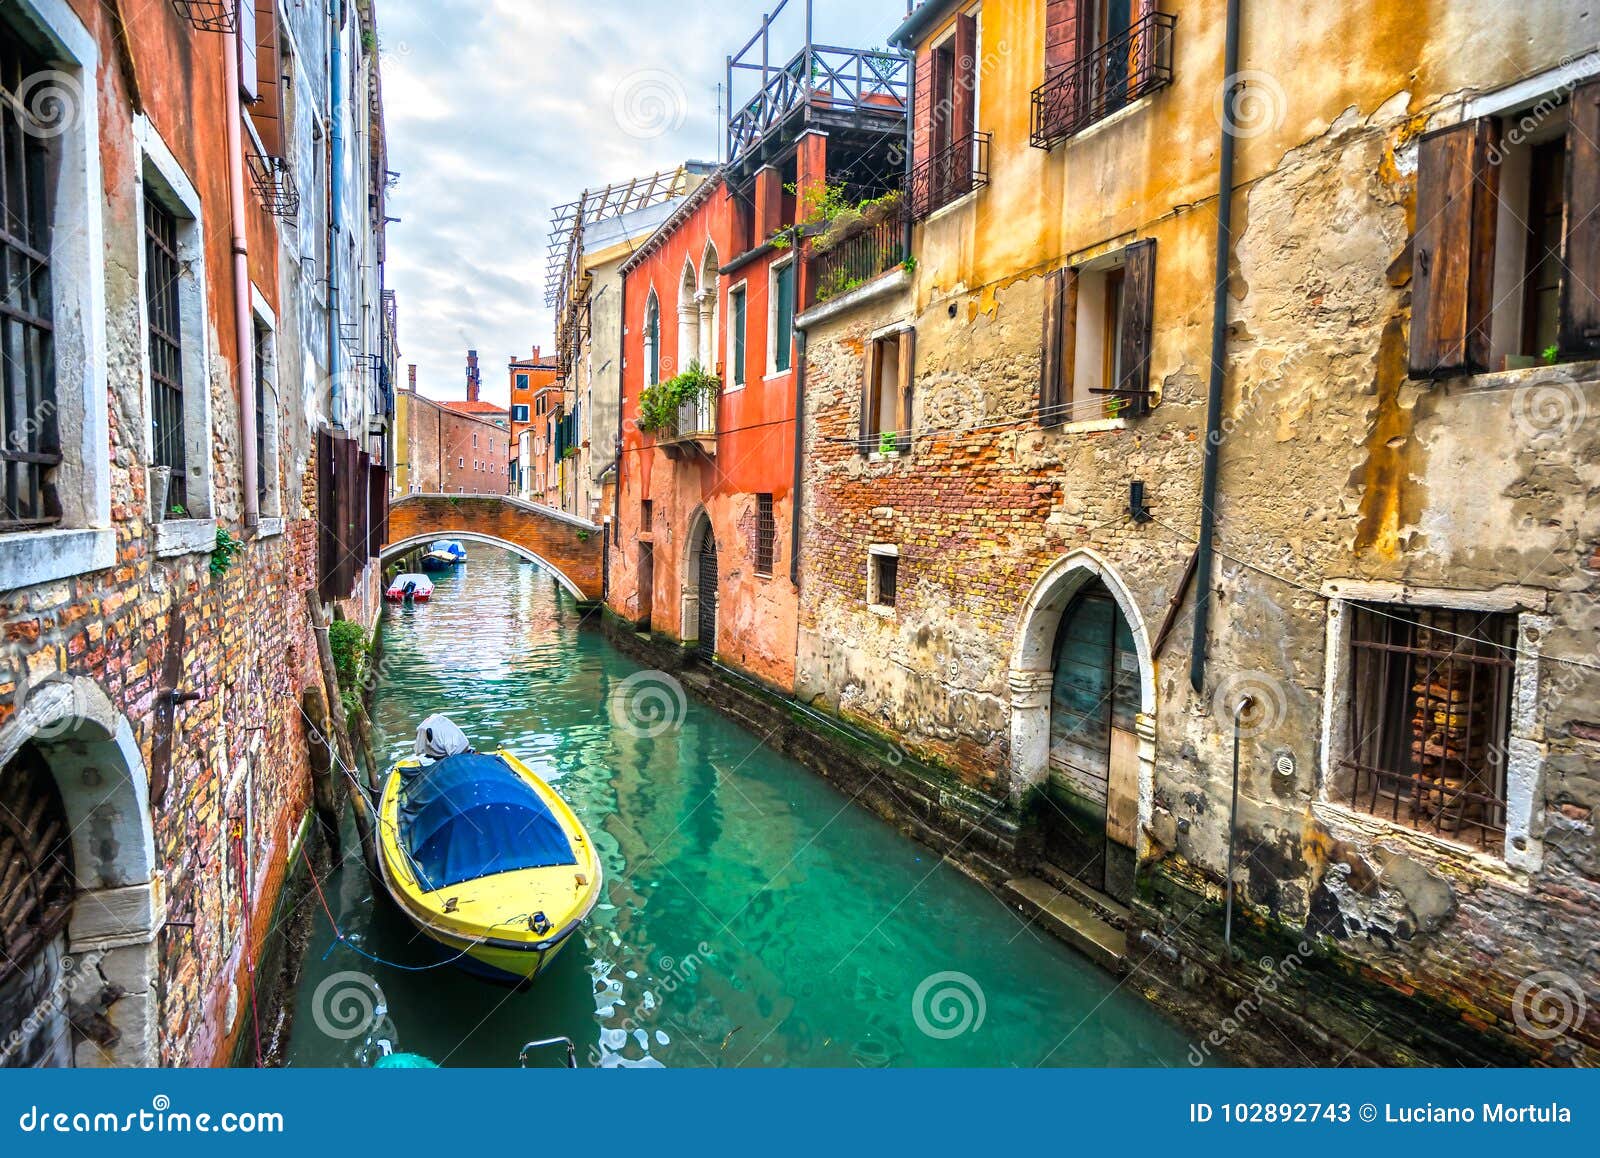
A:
[543, 166, 695, 311]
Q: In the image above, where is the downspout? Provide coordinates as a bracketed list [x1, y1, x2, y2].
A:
[224, 20, 259, 527]
[789, 329, 805, 585]
[1188, 0, 1242, 694]
[613, 277, 626, 548]
[328, 3, 345, 428]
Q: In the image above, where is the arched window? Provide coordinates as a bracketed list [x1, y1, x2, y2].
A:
[644, 291, 660, 386]
[678, 261, 700, 374]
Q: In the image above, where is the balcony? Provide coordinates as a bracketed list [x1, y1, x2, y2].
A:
[658, 393, 717, 459]
[909, 132, 991, 221]
[727, 44, 908, 165]
[1030, 11, 1175, 149]
[246, 147, 300, 219]
[806, 197, 907, 308]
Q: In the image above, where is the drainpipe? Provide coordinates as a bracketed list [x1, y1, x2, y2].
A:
[789, 329, 805, 585]
[224, 20, 259, 527]
[1223, 693, 1252, 958]
[1189, 0, 1242, 694]
[613, 277, 626, 548]
[328, 3, 345, 428]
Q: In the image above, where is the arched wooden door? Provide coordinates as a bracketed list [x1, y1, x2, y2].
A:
[696, 529, 718, 656]
[1045, 583, 1140, 902]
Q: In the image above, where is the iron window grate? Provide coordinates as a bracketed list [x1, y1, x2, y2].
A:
[640, 499, 653, 532]
[755, 494, 775, 575]
[0, 25, 61, 532]
[145, 197, 187, 513]
[873, 553, 898, 608]
[246, 147, 301, 219]
[1341, 604, 1516, 850]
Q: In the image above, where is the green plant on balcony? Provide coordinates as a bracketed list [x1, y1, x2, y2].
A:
[637, 363, 720, 434]
[770, 183, 901, 254]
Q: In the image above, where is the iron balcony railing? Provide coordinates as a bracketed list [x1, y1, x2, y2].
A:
[806, 200, 907, 307]
[1031, 11, 1176, 149]
[673, 393, 717, 442]
[909, 132, 991, 221]
[727, 45, 908, 163]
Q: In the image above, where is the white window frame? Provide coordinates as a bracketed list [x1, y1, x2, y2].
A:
[0, 0, 113, 589]
[135, 114, 216, 555]
[766, 256, 797, 380]
[1316, 579, 1550, 873]
[866, 543, 899, 616]
[250, 286, 283, 533]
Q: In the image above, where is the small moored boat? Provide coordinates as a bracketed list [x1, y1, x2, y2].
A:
[385, 573, 434, 602]
[376, 716, 602, 985]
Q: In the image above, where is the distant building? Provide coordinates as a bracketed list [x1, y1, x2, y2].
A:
[396, 351, 511, 494]
[508, 347, 559, 499]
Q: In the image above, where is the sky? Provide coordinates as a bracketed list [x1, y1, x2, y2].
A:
[380, 0, 908, 407]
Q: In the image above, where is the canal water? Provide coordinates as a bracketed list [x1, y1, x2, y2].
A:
[282, 547, 1199, 1068]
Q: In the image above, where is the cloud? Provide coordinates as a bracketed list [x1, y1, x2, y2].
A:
[380, 0, 903, 405]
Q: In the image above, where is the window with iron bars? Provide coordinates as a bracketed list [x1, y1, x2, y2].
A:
[0, 26, 60, 532]
[145, 197, 187, 512]
[640, 499, 653, 532]
[1340, 604, 1516, 851]
[755, 494, 775, 576]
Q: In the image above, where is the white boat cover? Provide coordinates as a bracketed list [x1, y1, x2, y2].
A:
[415, 714, 472, 761]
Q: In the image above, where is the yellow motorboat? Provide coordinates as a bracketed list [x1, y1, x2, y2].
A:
[376, 747, 601, 985]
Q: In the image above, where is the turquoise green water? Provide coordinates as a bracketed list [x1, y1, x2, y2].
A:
[282, 548, 1196, 1068]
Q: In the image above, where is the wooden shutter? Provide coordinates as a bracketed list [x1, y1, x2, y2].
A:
[858, 338, 879, 452]
[1118, 238, 1156, 416]
[1039, 268, 1078, 424]
[237, 1, 260, 103]
[952, 13, 978, 142]
[1045, 0, 1085, 75]
[1560, 77, 1600, 357]
[913, 48, 936, 179]
[1409, 118, 1500, 377]
[896, 328, 917, 453]
[251, 0, 283, 155]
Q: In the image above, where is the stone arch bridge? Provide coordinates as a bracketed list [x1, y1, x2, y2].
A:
[384, 495, 604, 604]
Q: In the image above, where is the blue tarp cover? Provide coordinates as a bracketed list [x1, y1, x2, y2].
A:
[398, 754, 575, 890]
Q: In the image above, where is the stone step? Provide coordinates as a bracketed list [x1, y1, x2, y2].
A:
[1004, 876, 1128, 975]
[1035, 861, 1133, 927]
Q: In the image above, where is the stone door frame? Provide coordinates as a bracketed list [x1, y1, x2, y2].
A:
[1008, 548, 1157, 861]
[0, 675, 163, 1067]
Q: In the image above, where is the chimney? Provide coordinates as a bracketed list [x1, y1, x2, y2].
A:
[531, 345, 541, 363]
[466, 349, 480, 402]
[407, 363, 417, 392]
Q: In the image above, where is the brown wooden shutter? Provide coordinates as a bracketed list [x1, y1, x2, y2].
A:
[1118, 239, 1156, 416]
[1044, 0, 1085, 75]
[913, 48, 936, 180]
[858, 338, 878, 453]
[317, 430, 335, 599]
[952, 13, 977, 142]
[1039, 268, 1078, 424]
[896, 328, 917, 453]
[1560, 77, 1600, 357]
[251, 0, 283, 155]
[1409, 118, 1500, 377]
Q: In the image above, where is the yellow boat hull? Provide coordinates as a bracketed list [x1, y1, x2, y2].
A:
[376, 749, 602, 985]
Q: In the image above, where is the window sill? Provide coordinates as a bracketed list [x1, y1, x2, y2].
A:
[867, 602, 896, 618]
[1309, 799, 1523, 884]
[155, 518, 217, 559]
[866, 449, 905, 463]
[1436, 358, 1600, 392]
[922, 185, 983, 228]
[255, 517, 285, 540]
[0, 527, 116, 590]
[1047, 416, 1128, 435]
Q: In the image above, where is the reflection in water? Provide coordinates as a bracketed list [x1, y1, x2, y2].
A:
[283, 548, 1197, 1067]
